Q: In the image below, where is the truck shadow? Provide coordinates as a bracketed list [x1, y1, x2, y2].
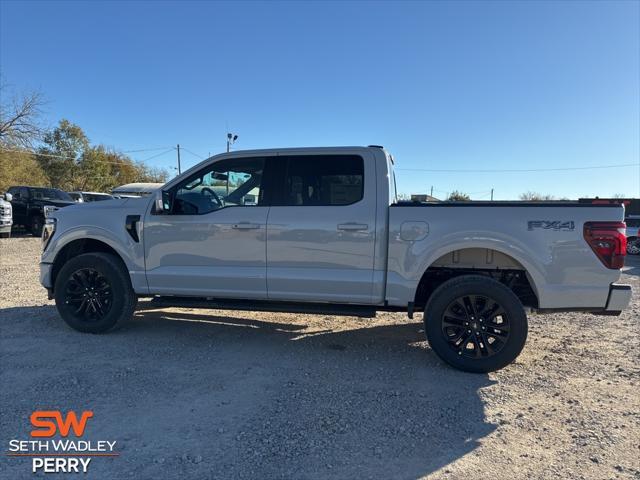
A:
[1, 304, 497, 480]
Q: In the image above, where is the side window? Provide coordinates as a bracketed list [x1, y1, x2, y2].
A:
[281, 155, 364, 206]
[20, 188, 29, 199]
[172, 157, 265, 215]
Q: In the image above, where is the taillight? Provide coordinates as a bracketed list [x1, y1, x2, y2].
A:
[583, 222, 626, 269]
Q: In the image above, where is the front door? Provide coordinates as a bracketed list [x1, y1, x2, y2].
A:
[143, 156, 271, 299]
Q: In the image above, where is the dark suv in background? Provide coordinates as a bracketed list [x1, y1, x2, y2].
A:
[6, 186, 75, 236]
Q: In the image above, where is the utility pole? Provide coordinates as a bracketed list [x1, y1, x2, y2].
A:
[430, 186, 434, 197]
[176, 144, 181, 174]
[491, 188, 494, 201]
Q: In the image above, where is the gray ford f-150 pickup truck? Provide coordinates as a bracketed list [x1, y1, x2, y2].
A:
[40, 146, 632, 372]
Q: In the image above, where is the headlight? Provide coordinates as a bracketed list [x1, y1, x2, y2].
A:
[43, 205, 59, 218]
[42, 218, 56, 250]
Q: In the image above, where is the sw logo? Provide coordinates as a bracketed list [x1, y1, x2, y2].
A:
[527, 220, 575, 231]
[6, 410, 118, 474]
[30, 410, 94, 437]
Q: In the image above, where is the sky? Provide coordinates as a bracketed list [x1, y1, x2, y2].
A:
[1, 0, 639, 200]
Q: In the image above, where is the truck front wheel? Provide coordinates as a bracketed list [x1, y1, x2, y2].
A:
[30, 215, 44, 237]
[424, 275, 528, 373]
[54, 252, 136, 333]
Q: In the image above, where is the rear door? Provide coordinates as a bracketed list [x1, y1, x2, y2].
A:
[266, 152, 378, 303]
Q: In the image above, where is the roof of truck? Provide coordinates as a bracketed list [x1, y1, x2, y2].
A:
[206, 146, 383, 159]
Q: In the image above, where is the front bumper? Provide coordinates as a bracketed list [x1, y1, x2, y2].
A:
[605, 284, 632, 313]
[40, 262, 53, 289]
[0, 221, 11, 233]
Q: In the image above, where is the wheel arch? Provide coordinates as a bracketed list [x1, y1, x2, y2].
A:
[51, 238, 128, 292]
[413, 247, 541, 309]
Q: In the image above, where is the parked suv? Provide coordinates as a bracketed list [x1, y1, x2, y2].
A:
[7, 186, 76, 236]
[0, 192, 12, 238]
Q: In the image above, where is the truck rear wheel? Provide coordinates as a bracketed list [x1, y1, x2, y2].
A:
[54, 252, 136, 333]
[424, 275, 528, 373]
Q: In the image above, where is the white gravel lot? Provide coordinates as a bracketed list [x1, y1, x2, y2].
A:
[0, 237, 639, 480]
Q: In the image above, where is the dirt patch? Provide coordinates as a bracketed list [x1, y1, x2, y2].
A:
[1, 238, 639, 479]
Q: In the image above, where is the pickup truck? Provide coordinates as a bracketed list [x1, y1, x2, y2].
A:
[0, 192, 12, 238]
[7, 186, 76, 236]
[40, 146, 632, 372]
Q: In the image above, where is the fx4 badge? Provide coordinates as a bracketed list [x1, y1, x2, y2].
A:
[528, 220, 575, 231]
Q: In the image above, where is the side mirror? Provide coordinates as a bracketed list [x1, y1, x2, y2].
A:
[4, 193, 12, 202]
[154, 190, 172, 214]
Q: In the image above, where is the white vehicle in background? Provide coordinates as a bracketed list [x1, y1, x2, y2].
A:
[111, 183, 163, 198]
[40, 146, 632, 373]
[68, 191, 114, 203]
[0, 192, 13, 238]
[626, 215, 640, 255]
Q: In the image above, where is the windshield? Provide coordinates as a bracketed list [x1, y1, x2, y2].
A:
[31, 188, 73, 201]
[84, 193, 113, 202]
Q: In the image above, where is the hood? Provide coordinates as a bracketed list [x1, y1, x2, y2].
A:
[36, 199, 77, 208]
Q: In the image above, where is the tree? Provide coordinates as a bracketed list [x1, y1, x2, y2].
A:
[134, 162, 168, 183]
[37, 119, 89, 190]
[0, 149, 49, 192]
[0, 83, 46, 149]
[448, 190, 470, 201]
[519, 191, 556, 201]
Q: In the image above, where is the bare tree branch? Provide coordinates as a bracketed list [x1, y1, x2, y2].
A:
[0, 83, 46, 148]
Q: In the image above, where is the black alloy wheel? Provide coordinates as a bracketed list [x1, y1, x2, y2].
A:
[54, 252, 137, 333]
[63, 268, 113, 322]
[424, 275, 528, 373]
[442, 294, 510, 359]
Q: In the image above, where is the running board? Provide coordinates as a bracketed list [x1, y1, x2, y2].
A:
[146, 296, 377, 318]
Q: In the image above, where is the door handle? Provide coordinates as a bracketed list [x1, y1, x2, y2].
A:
[337, 223, 369, 231]
[232, 222, 261, 230]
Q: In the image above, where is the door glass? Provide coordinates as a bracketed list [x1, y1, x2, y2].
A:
[281, 155, 364, 206]
[173, 157, 265, 215]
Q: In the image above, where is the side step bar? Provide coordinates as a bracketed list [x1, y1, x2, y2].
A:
[146, 296, 378, 318]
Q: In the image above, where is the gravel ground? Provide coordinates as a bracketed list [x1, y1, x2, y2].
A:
[1, 237, 639, 480]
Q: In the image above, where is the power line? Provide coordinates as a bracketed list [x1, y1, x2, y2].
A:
[395, 163, 637, 173]
[1, 147, 175, 167]
[139, 148, 176, 162]
[121, 146, 174, 153]
[179, 147, 205, 160]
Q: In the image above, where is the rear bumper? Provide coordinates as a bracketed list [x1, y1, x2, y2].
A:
[604, 283, 632, 313]
[534, 283, 632, 316]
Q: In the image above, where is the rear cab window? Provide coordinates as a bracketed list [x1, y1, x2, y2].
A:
[276, 155, 364, 206]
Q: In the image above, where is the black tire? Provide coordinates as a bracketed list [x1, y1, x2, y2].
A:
[54, 252, 136, 333]
[30, 215, 44, 237]
[424, 275, 528, 373]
